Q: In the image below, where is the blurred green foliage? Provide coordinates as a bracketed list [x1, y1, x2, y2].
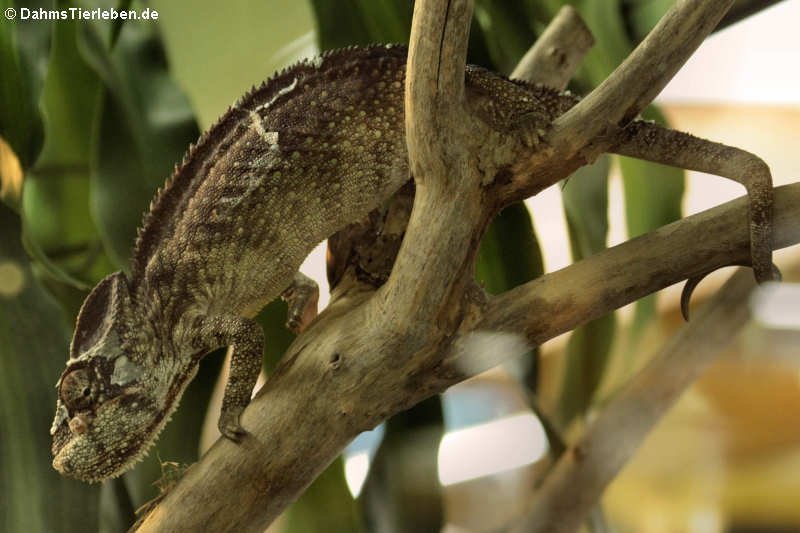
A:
[0, 0, 688, 530]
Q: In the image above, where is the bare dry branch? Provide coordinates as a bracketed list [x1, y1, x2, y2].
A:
[511, 268, 756, 533]
[381, 0, 479, 329]
[441, 183, 800, 380]
[510, 5, 594, 89]
[128, 1, 800, 530]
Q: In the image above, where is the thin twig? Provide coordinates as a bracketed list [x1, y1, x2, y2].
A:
[511, 268, 756, 533]
[510, 5, 594, 89]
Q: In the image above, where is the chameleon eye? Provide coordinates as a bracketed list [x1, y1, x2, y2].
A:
[60, 368, 93, 411]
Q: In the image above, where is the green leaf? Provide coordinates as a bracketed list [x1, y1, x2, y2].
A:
[624, 0, 673, 42]
[310, 0, 412, 50]
[257, 298, 297, 372]
[19, 4, 115, 288]
[151, 0, 316, 130]
[473, 0, 537, 74]
[575, 0, 633, 84]
[0, 203, 100, 533]
[78, 19, 200, 268]
[476, 203, 544, 295]
[562, 156, 610, 260]
[475, 202, 543, 391]
[359, 396, 444, 533]
[283, 458, 366, 533]
[559, 156, 616, 425]
[618, 106, 684, 344]
[0, 0, 46, 170]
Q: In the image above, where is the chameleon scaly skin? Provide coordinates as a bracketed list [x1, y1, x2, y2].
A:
[50, 45, 577, 481]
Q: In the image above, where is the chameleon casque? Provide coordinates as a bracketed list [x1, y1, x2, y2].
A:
[50, 45, 775, 482]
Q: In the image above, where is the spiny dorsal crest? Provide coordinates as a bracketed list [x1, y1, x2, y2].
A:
[129, 45, 409, 281]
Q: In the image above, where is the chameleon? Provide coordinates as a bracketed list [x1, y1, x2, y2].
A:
[50, 44, 776, 482]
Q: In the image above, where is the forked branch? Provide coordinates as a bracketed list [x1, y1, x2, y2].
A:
[129, 1, 797, 531]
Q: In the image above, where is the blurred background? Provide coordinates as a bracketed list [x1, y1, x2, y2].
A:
[1, 0, 799, 532]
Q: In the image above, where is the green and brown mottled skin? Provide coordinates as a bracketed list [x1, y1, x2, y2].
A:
[50, 45, 579, 482]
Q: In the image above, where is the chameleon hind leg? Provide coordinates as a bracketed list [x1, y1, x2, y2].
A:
[281, 272, 319, 334]
[609, 120, 780, 318]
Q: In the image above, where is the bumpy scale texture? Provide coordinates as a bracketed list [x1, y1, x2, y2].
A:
[51, 45, 577, 482]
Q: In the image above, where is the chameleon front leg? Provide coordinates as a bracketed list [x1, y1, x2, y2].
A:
[610, 120, 779, 313]
[198, 315, 264, 441]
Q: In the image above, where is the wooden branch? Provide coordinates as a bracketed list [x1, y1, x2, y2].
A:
[130, 180, 799, 533]
[439, 183, 800, 381]
[129, 3, 799, 531]
[510, 5, 594, 89]
[511, 268, 756, 533]
[131, 1, 480, 531]
[548, 0, 733, 160]
[381, 0, 479, 329]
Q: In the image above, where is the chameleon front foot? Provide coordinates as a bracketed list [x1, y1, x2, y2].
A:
[198, 315, 264, 442]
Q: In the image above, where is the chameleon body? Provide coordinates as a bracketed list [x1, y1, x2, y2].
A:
[50, 45, 577, 481]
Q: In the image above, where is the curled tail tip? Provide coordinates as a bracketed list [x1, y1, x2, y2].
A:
[680, 274, 708, 322]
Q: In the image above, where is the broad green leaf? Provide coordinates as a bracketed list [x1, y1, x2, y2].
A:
[257, 298, 297, 372]
[575, 0, 632, 83]
[0, 0, 46, 170]
[283, 458, 366, 533]
[19, 4, 115, 288]
[624, 0, 673, 42]
[151, 0, 316, 130]
[473, 0, 537, 74]
[359, 396, 444, 533]
[311, 0, 412, 49]
[618, 106, 684, 344]
[78, 18, 199, 268]
[559, 156, 616, 425]
[574, 0, 686, 350]
[476, 203, 544, 295]
[0, 203, 100, 533]
[475, 202, 544, 391]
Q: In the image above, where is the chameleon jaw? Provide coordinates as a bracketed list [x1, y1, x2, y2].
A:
[51, 364, 198, 482]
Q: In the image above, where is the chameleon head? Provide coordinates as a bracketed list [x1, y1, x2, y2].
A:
[51, 357, 156, 481]
[50, 271, 196, 482]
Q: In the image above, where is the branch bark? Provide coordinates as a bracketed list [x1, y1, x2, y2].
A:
[129, 1, 798, 530]
[512, 268, 756, 533]
[435, 183, 800, 383]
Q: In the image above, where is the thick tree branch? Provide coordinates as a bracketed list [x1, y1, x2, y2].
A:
[129, 2, 798, 530]
[381, 0, 478, 331]
[440, 183, 800, 380]
[510, 5, 594, 89]
[512, 268, 756, 533]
